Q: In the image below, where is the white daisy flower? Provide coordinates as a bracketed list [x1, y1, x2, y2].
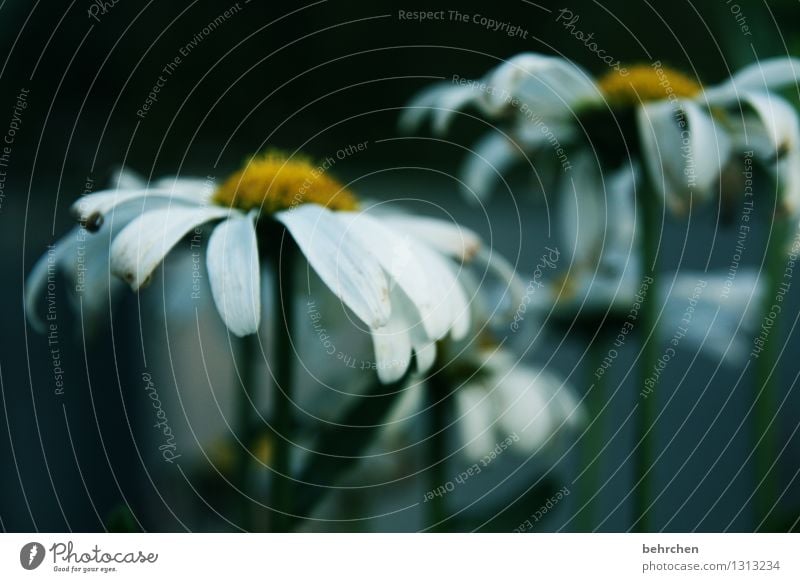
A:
[531, 162, 764, 363]
[25, 152, 494, 384]
[402, 53, 800, 216]
[452, 347, 583, 461]
[382, 346, 583, 462]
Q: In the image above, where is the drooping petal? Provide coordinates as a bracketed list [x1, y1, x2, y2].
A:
[740, 93, 800, 157]
[338, 211, 451, 340]
[276, 204, 391, 329]
[482, 53, 600, 117]
[109, 166, 147, 189]
[207, 214, 261, 337]
[455, 382, 499, 462]
[637, 100, 728, 214]
[24, 237, 74, 332]
[459, 132, 521, 202]
[154, 175, 216, 204]
[72, 187, 206, 226]
[110, 205, 231, 290]
[379, 214, 481, 261]
[705, 58, 800, 104]
[370, 287, 416, 384]
[559, 154, 604, 267]
[399, 82, 482, 135]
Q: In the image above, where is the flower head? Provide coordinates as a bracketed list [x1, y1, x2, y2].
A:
[212, 151, 359, 214]
[25, 156, 520, 384]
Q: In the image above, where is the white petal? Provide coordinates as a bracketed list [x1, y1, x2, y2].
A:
[72, 187, 205, 225]
[379, 214, 481, 261]
[399, 82, 481, 135]
[109, 166, 146, 189]
[495, 366, 555, 451]
[370, 289, 413, 384]
[482, 53, 600, 117]
[455, 383, 499, 462]
[706, 58, 800, 104]
[207, 214, 261, 336]
[559, 154, 604, 266]
[778, 149, 800, 215]
[741, 92, 800, 157]
[25, 238, 73, 332]
[637, 101, 729, 213]
[472, 246, 527, 322]
[111, 206, 231, 290]
[154, 176, 216, 203]
[276, 204, 391, 329]
[460, 132, 520, 202]
[338, 211, 451, 340]
[682, 101, 731, 194]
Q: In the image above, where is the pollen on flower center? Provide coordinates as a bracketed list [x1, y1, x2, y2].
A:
[212, 151, 359, 213]
[597, 64, 702, 108]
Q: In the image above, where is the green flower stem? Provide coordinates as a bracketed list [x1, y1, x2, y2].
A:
[581, 333, 606, 532]
[754, 214, 788, 528]
[270, 231, 297, 532]
[426, 373, 449, 532]
[235, 332, 258, 531]
[634, 179, 660, 532]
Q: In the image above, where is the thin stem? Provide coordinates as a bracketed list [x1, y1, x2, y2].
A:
[580, 333, 606, 532]
[235, 333, 258, 531]
[270, 231, 297, 532]
[426, 373, 449, 531]
[634, 179, 660, 532]
[754, 214, 787, 528]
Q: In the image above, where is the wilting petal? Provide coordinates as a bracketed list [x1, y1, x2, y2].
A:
[637, 100, 728, 214]
[72, 187, 206, 225]
[276, 204, 391, 329]
[455, 383, 499, 461]
[483, 53, 600, 117]
[154, 176, 216, 204]
[370, 288, 414, 384]
[339, 211, 451, 340]
[472, 246, 526, 322]
[399, 82, 482, 135]
[109, 166, 147, 189]
[111, 205, 231, 290]
[559, 154, 604, 267]
[379, 215, 481, 261]
[741, 92, 800, 158]
[25, 237, 74, 332]
[207, 214, 260, 336]
[706, 58, 800, 104]
[460, 132, 521, 202]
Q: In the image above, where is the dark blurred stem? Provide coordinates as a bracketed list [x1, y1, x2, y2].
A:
[581, 332, 606, 532]
[236, 333, 258, 531]
[754, 214, 787, 528]
[634, 180, 660, 532]
[426, 373, 449, 532]
[270, 233, 297, 532]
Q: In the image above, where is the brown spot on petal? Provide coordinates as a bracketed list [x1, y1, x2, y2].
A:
[84, 212, 104, 233]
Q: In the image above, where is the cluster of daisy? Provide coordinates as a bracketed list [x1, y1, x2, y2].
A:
[25, 50, 800, 528]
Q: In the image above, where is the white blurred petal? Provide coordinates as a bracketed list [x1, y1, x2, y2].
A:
[460, 132, 520, 202]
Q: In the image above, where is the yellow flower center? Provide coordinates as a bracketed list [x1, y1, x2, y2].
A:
[212, 151, 359, 213]
[597, 64, 702, 108]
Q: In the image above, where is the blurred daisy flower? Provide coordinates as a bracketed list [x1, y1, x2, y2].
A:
[384, 344, 583, 462]
[402, 54, 800, 216]
[25, 152, 513, 384]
